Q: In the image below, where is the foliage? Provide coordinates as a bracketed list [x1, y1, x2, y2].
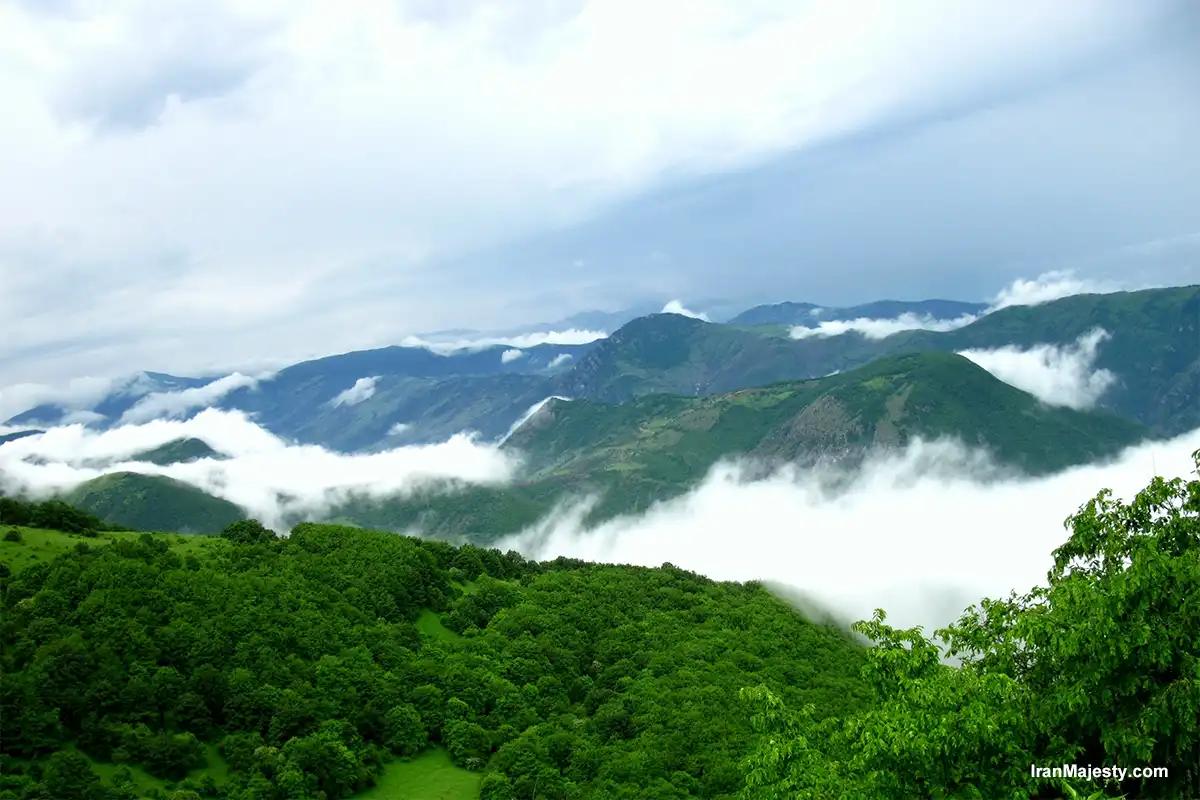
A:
[218, 519, 275, 545]
[0, 496, 111, 535]
[1, 516, 867, 799]
[741, 448, 1200, 799]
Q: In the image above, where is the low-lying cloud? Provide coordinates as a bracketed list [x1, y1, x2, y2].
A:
[987, 269, 1128, 310]
[0, 409, 520, 531]
[330, 376, 380, 408]
[791, 312, 979, 340]
[498, 396, 572, 446]
[959, 329, 1117, 410]
[500, 430, 1200, 635]
[399, 329, 608, 354]
[500, 349, 525, 364]
[0, 376, 126, 424]
[661, 300, 711, 321]
[120, 372, 263, 424]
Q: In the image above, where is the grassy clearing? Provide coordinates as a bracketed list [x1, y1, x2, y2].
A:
[0, 526, 226, 575]
[355, 748, 480, 800]
[417, 610, 463, 644]
[70, 742, 230, 796]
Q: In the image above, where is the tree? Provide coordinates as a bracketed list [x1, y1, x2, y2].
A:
[39, 749, 105, 800]
[382, 704, 427, 757]
[219, 518, 275, 544]
[742, 448, 1200, 799]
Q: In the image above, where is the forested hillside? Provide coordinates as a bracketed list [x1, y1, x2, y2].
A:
[0, 517, 870, 800]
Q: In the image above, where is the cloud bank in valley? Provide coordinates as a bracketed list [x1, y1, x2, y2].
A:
[501, 429, 1200, 635]
[398, 329, 609, 354]
[959, 329, 1117, 410]
[0, 409, 520, 531]
[120, 372, 265, 423]
[791, 312, 979, 340]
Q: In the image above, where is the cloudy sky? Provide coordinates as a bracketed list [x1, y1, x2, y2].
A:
[2, 0, 1198, 388]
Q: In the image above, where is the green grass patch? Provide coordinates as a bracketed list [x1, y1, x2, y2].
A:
[0, 526, 226, 575]
[417, 610, 463, 644]
[70, 742, 230, 796]
[355, 748, 480, 800]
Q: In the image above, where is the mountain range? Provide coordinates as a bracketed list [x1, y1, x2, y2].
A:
[2, 285, 1197, 536]
[7, 288, 1197, 451]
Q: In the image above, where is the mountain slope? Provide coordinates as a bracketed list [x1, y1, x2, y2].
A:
[33, 352, 1149, 539]
[897, 286, 1200, 434]
[517, 351, 1147, 480]
[728, 298, 987, 327]
[559, 286, 1200, 436]
[129, 437, 222, 465]
[338, 351, 1149, 542]
[63, 472, 244, 533]
[554, 313, 885, 402]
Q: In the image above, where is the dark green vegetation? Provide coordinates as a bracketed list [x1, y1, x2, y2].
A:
[743, 450, 1200, 800]
[2, 454, 1197, 799]
[329, 351, 1149, 543]
[0, 518, 870, 799]
[62, 473, 244, 534]
[0, 496, 116, 535]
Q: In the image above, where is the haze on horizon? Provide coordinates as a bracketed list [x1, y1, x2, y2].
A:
[1, 0, 1198, 390]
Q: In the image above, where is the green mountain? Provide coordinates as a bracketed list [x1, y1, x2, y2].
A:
[129, 437, 222, 465]
[554, 313, 886, 402]
[330, 351, 1149, 542]
[45, 351, 1150, 539]
[561, 286, 1200, 436]
[63, 471, 245, 533]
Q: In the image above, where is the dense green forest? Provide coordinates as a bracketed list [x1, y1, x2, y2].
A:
[1, 450, 1197, 799]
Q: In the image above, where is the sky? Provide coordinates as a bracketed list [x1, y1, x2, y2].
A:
[2, 0, 1198, 388]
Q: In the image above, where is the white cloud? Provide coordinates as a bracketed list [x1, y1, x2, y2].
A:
[0, 376, 123, 423]
[661, 300, 710, 321]
[61, 409, 107, 426]
[987, 269, 1127, 310]
[501, 429, 1200, 634]
[498, 395, 572, 445]
[547, 353, 574, 369]
[2, 0, 1185, 386]
[119, 371, 262, 423]
[790, 312, 979, 340]
[958, 329, 1117, 410]
[387, 422, 411, 435]
[500, 348, 525, 363]
[0, 408, 520, 531]
[398, 329, 608, 354]
[329, 376, 379, 407]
